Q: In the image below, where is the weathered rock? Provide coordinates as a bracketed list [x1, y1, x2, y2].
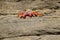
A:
[2, 35, 60, 40]
[0, 0, 18, 2]
[0, 9, 53, 15]
[0, 0, 60, 40]
[0, 0, 60, 14]
[0, 14, 60, 38]
[2, 36, 40, 40]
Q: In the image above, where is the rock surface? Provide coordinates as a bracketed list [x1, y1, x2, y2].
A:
[0, 0, 60, 40]
[0, 0, 60, 14]
[3, 35, 60, 40]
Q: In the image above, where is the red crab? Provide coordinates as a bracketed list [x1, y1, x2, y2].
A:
[17, 10, 42, 19]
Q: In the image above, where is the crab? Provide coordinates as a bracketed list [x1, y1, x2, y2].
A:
[17, 10, 42, 19]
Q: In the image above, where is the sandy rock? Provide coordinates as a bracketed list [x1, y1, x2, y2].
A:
[0, 0, 18, 2]
[0, 0, 60, 14]
[3, 35, 60, 40]
[3, 36, 40, 40]
[0, 14, 60, 38]
[0, 0, 60, 40]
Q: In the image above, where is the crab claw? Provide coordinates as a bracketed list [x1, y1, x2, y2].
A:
[17, 11, 25, 17]
[22, 15, 26, 19]
[33, 11, 42, 17]
[28, 13, 33, 17]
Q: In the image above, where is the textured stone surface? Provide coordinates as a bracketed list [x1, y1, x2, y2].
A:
[0, 0, 60, 40]
[0, 9, 60, 38]
[0, 0, 60, 14]
[2, 35, 60, 40]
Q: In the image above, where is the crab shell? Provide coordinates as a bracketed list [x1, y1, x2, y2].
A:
[26, 11, 33, 17]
